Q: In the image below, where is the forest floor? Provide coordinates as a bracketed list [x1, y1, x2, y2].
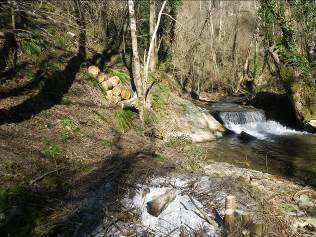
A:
[0, 51, 315, 237]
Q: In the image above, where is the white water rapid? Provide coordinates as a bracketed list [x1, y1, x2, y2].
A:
[219, 110, 306, 140]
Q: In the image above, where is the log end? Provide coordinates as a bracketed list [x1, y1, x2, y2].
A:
[87, 66, 100, 78]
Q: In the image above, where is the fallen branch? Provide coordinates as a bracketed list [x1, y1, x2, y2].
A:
[188, 194, 218, 228]
[147, 189, 177, 217]
[29, 167, 65, 185]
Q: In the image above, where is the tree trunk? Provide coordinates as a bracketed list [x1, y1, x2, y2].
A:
[149, 0, 157, 71]
[128, 0, 144, 118]
[268, 47, 314, 129]
[218, 0, 222, 41]
[261, 1, 315, 130]
[11, 1, 16, 30]
[144, 0, 167, 104]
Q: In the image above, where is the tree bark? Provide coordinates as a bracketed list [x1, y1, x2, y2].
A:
[10, 1, 16, 30]
[128, 0, 144, 117]
[144, 0, 167, 102]
[149, 0, 157, 71]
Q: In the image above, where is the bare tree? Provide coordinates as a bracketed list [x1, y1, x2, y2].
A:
[128, 0, 144, 117]
[128, 0, 167, 120]
[149, 0, 157, 71]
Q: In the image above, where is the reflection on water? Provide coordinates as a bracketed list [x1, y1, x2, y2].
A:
[207, 134, 316, 186]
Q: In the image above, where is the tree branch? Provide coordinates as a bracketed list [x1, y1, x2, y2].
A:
[144, 0, 168, 101]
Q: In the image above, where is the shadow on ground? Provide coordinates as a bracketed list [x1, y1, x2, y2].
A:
[0, 0, 86, 125]
[48, 131, 168, 236]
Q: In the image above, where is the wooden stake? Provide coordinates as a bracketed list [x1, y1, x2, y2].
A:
[250, 222, 263, 237]
[241, 211, 250, 237]
[241, 211, 250, 227]
[225, 195, 236, 211]
[224, 209, 235, 237]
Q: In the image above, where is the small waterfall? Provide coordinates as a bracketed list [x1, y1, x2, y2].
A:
[220, 110, 266, 125]
[219, 110, 306, 139]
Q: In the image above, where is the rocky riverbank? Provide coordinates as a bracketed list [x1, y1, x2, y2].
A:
[92, 161, 316, 237]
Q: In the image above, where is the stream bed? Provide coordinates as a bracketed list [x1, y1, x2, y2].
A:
[205, 101, 316, 186]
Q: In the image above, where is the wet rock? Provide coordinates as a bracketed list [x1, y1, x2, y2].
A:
[297, 195, 314, 208]
[156, 94, 225, 142]
[238, 131, 256, 142]
[309, 120, 316, 129]
[295, 217, 316, 232]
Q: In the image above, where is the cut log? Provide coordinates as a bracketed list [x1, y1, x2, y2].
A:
[109, 76, 121, 87]
[225, 195, 236, 211]
[87, 66, 100, 78]
[105, 90, 113, 100]
[121, 88, 132, 100]
[224, 209, 235, 237]
[111, 95, 121, 104]
[146, 189, 176, 217]
[97, 72, 107, 83]
[112, 86, 122, 96]
[101, 80, 113, 91]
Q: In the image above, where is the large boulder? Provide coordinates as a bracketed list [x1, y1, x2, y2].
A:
[156, 94, 225, 142]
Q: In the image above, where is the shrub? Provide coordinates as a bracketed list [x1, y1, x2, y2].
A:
[21, 41, 42, 57]
[154, 154, 167, 162]
[101, 139, 112, 148]
[113, 110, 136, 133]
[151, 84, 170, 112]
[43, 140, 62, 160]
[60, 97, 72, 106]
[109, 70, 130, 83]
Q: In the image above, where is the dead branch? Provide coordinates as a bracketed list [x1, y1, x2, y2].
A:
[188, 194, 218, 227]
[29, 167, 65, 185]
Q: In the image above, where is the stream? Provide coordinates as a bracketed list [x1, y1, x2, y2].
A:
[205, 100, 316, 186]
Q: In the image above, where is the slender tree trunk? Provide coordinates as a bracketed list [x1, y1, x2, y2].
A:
[74, 0, 86, 58]
[149, 0, 157, 71]
[128, 0, 144, 117]
[144, 0, 167, 101]
[218, 0, 222, 41]
[10, 1, 16, 30]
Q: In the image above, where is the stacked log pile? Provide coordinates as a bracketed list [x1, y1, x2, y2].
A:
[87, 66, 132, 104]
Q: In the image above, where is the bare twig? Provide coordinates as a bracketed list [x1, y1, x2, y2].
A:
[29, 167, 65, 185]
[187, 194, 218, 227]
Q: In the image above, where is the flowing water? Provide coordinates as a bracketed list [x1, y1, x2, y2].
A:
[205, 102, 316, 186]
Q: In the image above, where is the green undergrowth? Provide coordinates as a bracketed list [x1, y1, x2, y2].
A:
[101, 138, 113, 148]
[59, 96, 72, 106]
[154, 154, 167, 163]
[59, 117, 79, 142]
[166, 136, 193, 147]
[109, 69, 130, 83]
[151, 83, 170, 112]
[42, 139, 63, 161]
[113, 109, 137, 133]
